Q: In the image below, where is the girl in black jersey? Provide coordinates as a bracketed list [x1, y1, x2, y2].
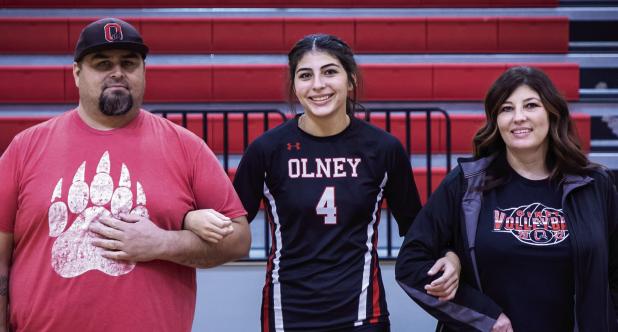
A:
[186, 34, 461, 332]
[396, 66, 618, 332]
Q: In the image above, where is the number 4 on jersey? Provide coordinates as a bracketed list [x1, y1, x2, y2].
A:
[316, 186, 337, 224]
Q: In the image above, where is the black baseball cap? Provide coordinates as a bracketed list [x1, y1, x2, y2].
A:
[74, 18, 149, 62]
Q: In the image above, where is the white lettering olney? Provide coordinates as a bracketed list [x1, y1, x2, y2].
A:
[288, 158, 361, 178]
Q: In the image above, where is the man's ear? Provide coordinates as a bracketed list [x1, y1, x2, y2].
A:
[72, 62, 81, 88]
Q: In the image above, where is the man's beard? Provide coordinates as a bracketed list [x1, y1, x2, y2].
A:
[98, 89, 133, 116]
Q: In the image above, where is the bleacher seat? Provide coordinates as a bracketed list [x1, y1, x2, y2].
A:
[0, 62, 580, 103]
[0, 16, 569, 54]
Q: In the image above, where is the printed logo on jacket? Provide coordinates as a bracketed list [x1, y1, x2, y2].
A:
[493, 203, 568, 246]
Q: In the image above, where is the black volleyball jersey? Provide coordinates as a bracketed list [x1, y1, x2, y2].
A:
[233, 116, 422, 332]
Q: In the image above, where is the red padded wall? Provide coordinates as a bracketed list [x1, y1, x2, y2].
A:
[0, 18, 68, 53]
[212, 65, 287, 102]
[433, 64, 506, 100]
[64, 65, 79, 103]
[488, 0, 557, 6]
[141, 18, 212, 53]
[412, 167, 447, 203]
[427, 17, 498, 53]
[448, 114, 484, 153]
[423, 0, 489, 6]
[213, 18, 285, 53]
[362, 64, 433, 101]
[0, 66, 65, 103]
[571, 113, 591, 152]
[145, 65, 213, 102]
[0, 117, 50, 153]
[355, 18, 426, 53]
[499, 17, 568, 53]
[354, 0, 420, 5]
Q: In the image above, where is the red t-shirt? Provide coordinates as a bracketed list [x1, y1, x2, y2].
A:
[0, 109, 246, 332]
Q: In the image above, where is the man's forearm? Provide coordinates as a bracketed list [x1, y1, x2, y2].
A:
[159, 217, 251, 268]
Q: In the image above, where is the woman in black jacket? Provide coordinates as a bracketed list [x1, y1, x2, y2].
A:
[396, 66, 618, 332]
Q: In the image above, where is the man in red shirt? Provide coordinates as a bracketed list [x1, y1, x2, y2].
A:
[0, 18, 249, 331]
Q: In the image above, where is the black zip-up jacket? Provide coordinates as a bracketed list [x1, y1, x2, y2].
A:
[395, 156, 618, 331]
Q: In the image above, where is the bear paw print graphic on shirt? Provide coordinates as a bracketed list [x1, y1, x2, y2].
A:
[47, 151, 149, 278]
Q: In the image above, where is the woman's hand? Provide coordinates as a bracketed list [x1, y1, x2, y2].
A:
[184, 209, 234, 244]
[492, 313, 513, 332]
[425, 251, 461, 301]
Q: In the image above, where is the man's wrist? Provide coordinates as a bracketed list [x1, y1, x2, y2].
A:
[183, 211, 197, 232]
[156, 229, 176, 261]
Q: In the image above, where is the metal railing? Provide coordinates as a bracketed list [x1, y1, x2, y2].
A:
[152, 109, 287, 172]
[366, 107, 452, 197]
[152, 108, 451, 259]
[365, 107, 451, 257]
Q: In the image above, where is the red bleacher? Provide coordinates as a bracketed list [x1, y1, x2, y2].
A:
[0, 1, 587, 203]
[0, 16, 569, 54]
[0, 62, 580, 103]
[1, 0, 558, 8]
